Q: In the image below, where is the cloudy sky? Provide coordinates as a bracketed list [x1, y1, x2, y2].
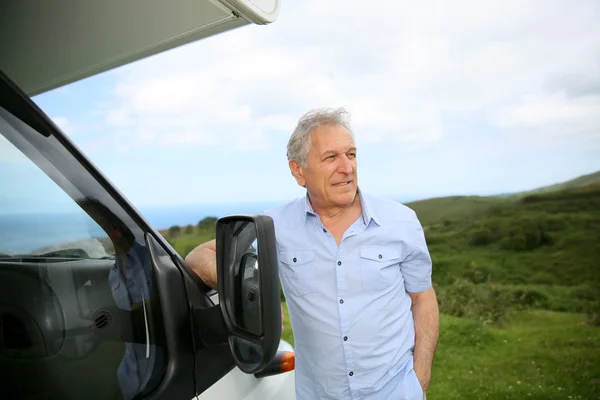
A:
[32, 0, 600, 209]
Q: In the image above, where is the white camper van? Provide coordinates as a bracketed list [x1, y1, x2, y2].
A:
[0, 1, 296, 399]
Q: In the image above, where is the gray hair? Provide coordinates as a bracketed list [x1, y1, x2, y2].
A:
[287, 107, 354, 169]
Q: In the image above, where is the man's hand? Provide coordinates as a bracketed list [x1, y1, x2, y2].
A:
[185, 239, 218, 289]
[408, 286, 439, 392]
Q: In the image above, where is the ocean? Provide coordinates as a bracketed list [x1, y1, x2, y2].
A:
[0, 201, 281, 255]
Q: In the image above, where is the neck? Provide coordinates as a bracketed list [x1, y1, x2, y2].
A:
[309, 191, 362, 224]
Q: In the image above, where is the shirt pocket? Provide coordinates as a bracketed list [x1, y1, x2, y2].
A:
[359, 246, 402, 290]
[279, 250, 316, 297]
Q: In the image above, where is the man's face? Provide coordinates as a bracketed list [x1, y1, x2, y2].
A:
[290, 124, 358, 209]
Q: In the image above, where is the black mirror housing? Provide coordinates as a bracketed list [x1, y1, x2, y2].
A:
[215, 214, 281, 374]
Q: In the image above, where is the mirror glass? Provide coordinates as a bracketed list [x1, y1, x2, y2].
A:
[224, 220, 263, 336]
[221, 220, 264, 370]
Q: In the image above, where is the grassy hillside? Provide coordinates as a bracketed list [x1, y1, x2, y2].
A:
[518, 170, 600, 197]
[164, 182, 600, 398]
[424, 184, 600, 289]
[405, 195, 509, 225]
[405, 169, 600, 225]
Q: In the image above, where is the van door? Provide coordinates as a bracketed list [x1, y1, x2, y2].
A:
[0, 70, 203, 399]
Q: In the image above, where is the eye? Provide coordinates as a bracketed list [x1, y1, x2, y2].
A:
[347, 152, 356, 159]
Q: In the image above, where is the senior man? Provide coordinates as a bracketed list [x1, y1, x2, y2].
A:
[186, 107, 439, 400]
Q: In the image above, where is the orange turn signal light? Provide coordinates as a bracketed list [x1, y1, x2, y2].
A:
[279, 351, 295, 373]
[254, 351, 295, 378]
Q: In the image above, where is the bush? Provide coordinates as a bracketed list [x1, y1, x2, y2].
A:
[436, 279, 513, 324]
[469, 229, 495, 246]
[197, 216, 218, 230]
[498, 218, 553, 251]
[510, 287, 549, 309]
[585, 282, 600, 327]
[588, 303, 600, 327]
[168, 225, 181, 237]
[462, 266, 494, 284]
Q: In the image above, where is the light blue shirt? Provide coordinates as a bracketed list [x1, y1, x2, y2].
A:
[265, 190, 432, 400]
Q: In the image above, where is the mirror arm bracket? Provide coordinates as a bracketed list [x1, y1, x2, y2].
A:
[193, 305, 229, 346]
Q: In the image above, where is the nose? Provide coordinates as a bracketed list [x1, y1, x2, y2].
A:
[337, 154, 353, 174]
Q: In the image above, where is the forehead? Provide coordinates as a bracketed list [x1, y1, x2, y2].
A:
[310, 124, 355, 152]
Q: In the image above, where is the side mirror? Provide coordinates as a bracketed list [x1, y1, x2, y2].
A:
[215, 214, 281, 374]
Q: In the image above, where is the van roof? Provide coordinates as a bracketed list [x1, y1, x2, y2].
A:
[0, 0, 279, 96]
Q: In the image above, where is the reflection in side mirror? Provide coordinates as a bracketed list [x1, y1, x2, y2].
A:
[215, 215, 281, 374]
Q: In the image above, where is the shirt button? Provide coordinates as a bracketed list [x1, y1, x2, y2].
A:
[343, 336, 348, 341]
[323, 228, 327, 233]
[339, 299, 344, 304]
[378, 254, 382, 259]
[349, 371, 354, 376]
[293, 257, 297, 263]
[337, 261, 342, 266]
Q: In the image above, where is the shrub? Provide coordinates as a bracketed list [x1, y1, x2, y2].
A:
[435, 279, 513, 325]
[462, 266, 494, 284]
[197, 216, 218, 230]
[588, 303, 600, 327]
[168, 225, 181, 237]
[498, 218, 553, 251]
[509, 287, 549, 309]
[585, 282, 600, 327]
[469, 229, 495, 246]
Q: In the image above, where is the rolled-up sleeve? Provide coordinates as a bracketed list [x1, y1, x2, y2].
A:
[399, 219, 433, 293]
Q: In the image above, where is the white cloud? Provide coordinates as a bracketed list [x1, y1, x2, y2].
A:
[495, 94, 600, 144]
[98, 0, 600, 152]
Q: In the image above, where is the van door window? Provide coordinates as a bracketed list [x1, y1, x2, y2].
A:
[0, 110, 165, 400]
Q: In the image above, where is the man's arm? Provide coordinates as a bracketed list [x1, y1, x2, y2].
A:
[185, 239, 285, 331]
[408, 287, 439, 392]
[185, 239, 218, 289]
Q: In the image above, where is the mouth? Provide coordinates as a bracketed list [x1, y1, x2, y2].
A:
[332, 180, 353, 188]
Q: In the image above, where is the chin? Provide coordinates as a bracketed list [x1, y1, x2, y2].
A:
[336, 188, 357, 204]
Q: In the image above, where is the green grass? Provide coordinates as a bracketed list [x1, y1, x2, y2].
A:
[431, 310, 600, 399]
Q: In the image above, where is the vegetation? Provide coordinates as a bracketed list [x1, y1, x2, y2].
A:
[161, 216, 217, 256]
[515, 170, 600, 197]
[403, 195, 509, 225]
[164, 173, 600, 399]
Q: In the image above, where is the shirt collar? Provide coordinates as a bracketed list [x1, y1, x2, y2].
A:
[302, 187, 380, 227]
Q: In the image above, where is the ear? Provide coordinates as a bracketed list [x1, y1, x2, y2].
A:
[288, 159, 306, 187]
